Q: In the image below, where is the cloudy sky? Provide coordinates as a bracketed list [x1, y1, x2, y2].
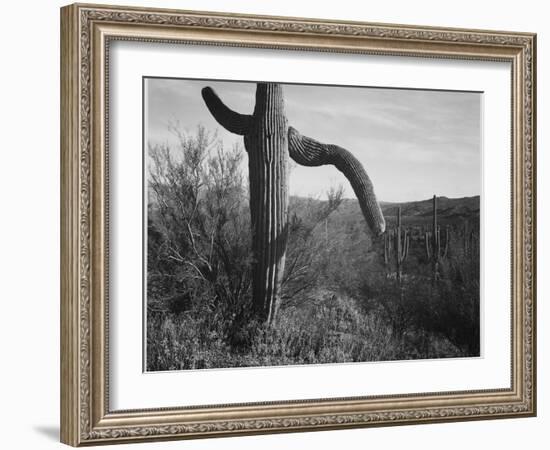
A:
[145, 77, 481, 203]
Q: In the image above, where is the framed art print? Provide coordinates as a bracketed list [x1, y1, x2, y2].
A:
[60, 3, 536, 446]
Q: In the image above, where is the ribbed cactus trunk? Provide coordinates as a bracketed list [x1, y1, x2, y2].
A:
[201, 82, 386, 325]
[245, 85, 289, 323]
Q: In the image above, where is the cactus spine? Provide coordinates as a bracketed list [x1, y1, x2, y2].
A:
[424, 195, 449, 279]
[383, 207, 409, 282]
[202, 82, 385, 324]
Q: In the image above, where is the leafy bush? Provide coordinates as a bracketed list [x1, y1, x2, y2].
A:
[147, 126, 254, 345]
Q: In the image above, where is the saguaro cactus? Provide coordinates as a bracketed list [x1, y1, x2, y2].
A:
[383, 207, 409, 282]
[395, 207, 409, 282]
[462, 221, 479, 259]
[202, 82, 385, 324]
[383, 230, 392, 267]
[424, 195, 449, 279]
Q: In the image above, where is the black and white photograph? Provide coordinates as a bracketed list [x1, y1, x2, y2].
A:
[144, 77, 481, 372]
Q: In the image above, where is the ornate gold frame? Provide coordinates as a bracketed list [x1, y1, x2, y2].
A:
[60, 3, 536, 446]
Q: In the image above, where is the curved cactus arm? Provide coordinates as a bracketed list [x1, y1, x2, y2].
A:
[288, 126, 386, 235]
[201, 87, 253, 136]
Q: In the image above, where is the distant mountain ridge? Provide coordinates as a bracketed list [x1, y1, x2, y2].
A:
[379, 195, 480, 224]
[289, 195, 480, 228]
[149, 186, 480, 228]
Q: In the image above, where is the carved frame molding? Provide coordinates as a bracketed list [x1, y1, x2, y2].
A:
[60, 3, 536, 446]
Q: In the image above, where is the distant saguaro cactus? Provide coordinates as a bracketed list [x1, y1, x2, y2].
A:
[383, 230, 392, 268]
[424, 195, 449, 279]
[202, 82, 385, 324]
[462, 221, 479, 259]
[383, 207, 409, 282]
[395, 207, 409, 282]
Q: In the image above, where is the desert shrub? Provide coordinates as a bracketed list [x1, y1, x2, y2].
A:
[248, 293, 402, 365]
[147, 292, 406, 370]
[357, 251, 480, 359]
[426, 255, 480, 355]
[282, 187, 344, 307]
[147, 126, 254, 348]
